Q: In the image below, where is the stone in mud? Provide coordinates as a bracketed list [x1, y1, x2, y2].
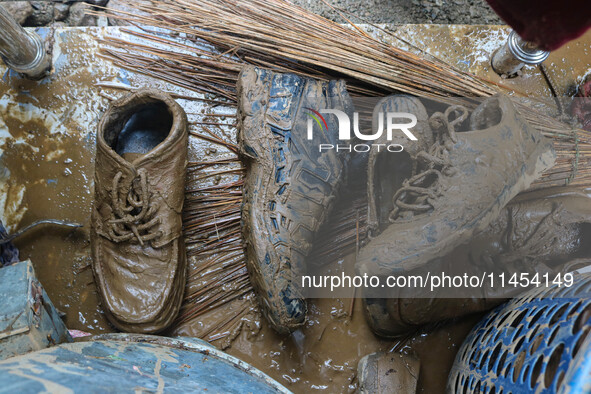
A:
[0, 1, 34, 25]
[54, 2, 70, 22]
[363, 187, 591, 337]
[84, 0, 110, 6]
[358, 351, 420, 394]
[26, 2, 55, 26]
[66, 2, 97, 26]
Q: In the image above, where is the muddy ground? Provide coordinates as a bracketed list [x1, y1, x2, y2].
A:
[293, 0, 502, 24]
[6, 0, 504, 27]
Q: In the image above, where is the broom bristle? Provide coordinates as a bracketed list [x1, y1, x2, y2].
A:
[97, 0, 591, 337]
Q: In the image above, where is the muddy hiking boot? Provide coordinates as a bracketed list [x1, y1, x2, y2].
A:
[357, 94, 556, 280]
[91, 88, 188, 333]
[237, 66, 354, 334]
[363, 187, 591, 338]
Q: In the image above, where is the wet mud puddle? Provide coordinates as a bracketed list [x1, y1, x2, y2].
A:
[1, 123, 108, 332]
[0, 29, 116, 333]
[222, 293, 482, 392]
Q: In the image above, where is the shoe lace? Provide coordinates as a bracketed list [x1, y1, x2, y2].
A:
[106, 168, 162, 245]
[389, 105, 468, 222]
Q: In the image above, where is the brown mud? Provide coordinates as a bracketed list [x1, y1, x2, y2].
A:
[217, 290, 483, 392]
[0, 28, 114, 333]
[1, 117, 111, 332]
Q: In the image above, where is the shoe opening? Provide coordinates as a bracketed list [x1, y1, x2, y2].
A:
[567, 222, 591, 260]
[469, 97, 503, 131]
[105, 101, 174, 157]
[542, 222, 591, 271]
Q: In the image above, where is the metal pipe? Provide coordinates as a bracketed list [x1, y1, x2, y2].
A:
[0, 4, 51, 79]
[491, 30, 550, 77]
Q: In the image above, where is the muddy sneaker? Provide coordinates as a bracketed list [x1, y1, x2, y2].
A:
[367, 95, 434, 234]
[237, 66, 354, 334]
[363, 187, 591, 337]
[357, 94, 555, 280]
[91, 89, 188, 333]
[357, 351, 420, 394]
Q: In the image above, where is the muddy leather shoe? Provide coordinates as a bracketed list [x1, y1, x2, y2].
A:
[237, 66, 353, 334]
[357, 95, 556, 279]
[91, 89, 188, 333]
[363, 187, 591, 338]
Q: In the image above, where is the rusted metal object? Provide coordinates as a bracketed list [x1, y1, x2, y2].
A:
[0, 4, 51, 79]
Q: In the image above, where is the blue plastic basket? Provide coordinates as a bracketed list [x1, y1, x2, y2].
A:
[448, 273, 591, 393]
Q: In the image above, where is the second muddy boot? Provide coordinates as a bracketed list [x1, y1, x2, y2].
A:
[363, 187, 591, 338]
[237, 66, 354, 333]
[357, 95, 556, 278]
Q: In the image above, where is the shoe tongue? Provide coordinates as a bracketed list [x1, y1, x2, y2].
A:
[121, 152, 145, 163]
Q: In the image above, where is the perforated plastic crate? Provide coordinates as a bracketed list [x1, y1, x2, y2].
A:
[448, 273, 591, 393]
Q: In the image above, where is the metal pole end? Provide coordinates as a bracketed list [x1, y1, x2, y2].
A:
[508, 30, 550, 65]
[4, 30, 51, 80]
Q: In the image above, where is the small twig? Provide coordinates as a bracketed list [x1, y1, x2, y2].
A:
[1, 219, 82, 245]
